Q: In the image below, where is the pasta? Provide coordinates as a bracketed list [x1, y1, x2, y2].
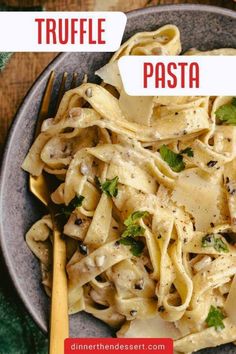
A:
[22, 24, 236, 353]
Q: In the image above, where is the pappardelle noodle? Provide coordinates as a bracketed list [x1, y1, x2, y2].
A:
[22, 25, 236, 354]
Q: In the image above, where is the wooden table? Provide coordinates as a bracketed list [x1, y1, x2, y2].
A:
[0, 0, 235, 153]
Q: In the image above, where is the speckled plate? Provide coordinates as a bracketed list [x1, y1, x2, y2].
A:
[1, 4, 236, 353]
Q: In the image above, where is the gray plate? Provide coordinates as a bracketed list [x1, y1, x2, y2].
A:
[0, 4, 236, 353]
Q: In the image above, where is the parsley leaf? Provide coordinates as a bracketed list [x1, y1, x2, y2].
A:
[121, 224, 145, 238]
[120, 210, 149, 256]
[214, 238, 229, 253]
[124, 210, 149, 227]
[159, 145, 185, 172]
[180, 147, 194, 157]
[56, 194, 84, 227]
[215, 97, 236, 125]
[205, 306, 225, 331]
[61, 195, 84, 216]
[120, 237, 145, 257]
[97, 176, 119, 197]
[201, 234, 229, 253]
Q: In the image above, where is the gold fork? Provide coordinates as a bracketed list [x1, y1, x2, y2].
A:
[29, 71, 78, 354]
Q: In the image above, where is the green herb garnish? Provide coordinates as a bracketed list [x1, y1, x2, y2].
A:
[120, 237, 145, 257]
[120, 210, 149, 256]
[61, 195, 85, 216]
[124, 210, 149, 227]
[159, 145, 185, 172]
[215, 97, 236, 125]
[201, 234, 229, 253]
[121, 224, 145, 238]
[97, 176, 119, 197]
[205, 306, 225, 331]
[122, 210, 149, 238]
[180, 147, 194, 157]
[56, 194, 84, 227]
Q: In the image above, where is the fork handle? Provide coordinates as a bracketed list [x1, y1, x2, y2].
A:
[49, 227, 69, 354]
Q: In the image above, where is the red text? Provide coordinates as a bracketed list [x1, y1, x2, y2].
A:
[143, 62, 200, 89]
[35, 18, 106, 45]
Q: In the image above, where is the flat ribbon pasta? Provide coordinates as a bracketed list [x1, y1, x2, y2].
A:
[22, 24, 236, 354]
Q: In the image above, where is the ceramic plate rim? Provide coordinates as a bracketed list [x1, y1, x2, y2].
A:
[0, 4, 236, 334]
